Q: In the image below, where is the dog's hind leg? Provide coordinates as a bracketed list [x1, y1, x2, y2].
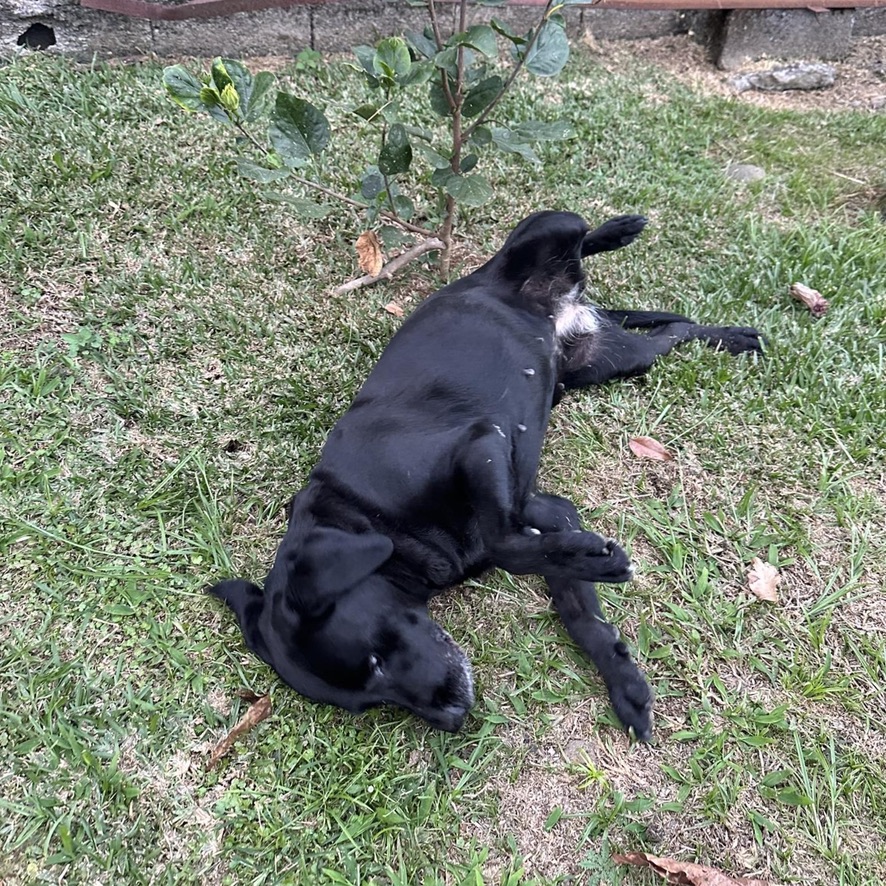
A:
[520, 492, 653, 740]
[603, 309, 693, 329]
[561, 320, 764, 389]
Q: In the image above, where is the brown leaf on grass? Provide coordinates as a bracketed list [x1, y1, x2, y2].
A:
[207, 693, 272, 769]
[629, 435, 674, 461]
[747, 557, 781, 602]
[613, 852, 771, 886]
[384, 301, 405, 318]
[356, 230, 384, 277]
[789, 282, 829, 317]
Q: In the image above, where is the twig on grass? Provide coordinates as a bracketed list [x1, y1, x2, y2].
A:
[333, 237, 445, 296]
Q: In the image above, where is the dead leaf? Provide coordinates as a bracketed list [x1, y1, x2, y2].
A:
[356, 230, 384, 277]
[384, 301, 405, 318]
[207, 692, 272, 769]
[789, 282, 829, 317]
[613, 852, 771, 886]
[629, 435, 674, 461]
[747, 557, 781, 602]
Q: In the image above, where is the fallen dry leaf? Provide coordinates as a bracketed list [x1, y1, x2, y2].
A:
[207, 692, 272, 769]
[613, 852, 771, 886]
[629, 435, 674, 461]
[789, 282, 829, 317]
[384, 301, 405, 318]
[356, 230, 384, 277]
[747, 557, 781, 602]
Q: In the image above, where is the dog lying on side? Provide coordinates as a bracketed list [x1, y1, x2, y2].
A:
[210, 211, 763, 741]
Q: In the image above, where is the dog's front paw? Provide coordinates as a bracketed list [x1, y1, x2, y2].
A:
[606, 647, 654, 741]
[706, 326, 767, 356]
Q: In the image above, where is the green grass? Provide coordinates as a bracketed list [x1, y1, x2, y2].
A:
[1, 44, 885, 886]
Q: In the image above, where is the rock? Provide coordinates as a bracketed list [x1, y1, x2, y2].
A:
[730, 63, 836, 94]
[725, 163, 766, 184]
[716, 9, 852, 71]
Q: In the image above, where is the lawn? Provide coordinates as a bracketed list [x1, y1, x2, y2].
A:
[1, 39, 884, 886]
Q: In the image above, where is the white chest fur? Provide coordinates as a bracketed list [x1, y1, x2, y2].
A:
[553, 285, 601, 342]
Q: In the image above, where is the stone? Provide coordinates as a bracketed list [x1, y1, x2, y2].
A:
[725, 163, 766, 184]
[580, 10, 683, 41]
[730, 63, 836, 94]
[717, 9, 853, 72]
[152, 6, 311, 58]
[853, 8, 886, 37]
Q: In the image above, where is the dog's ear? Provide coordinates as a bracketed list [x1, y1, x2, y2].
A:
[293, 527, 394, 603]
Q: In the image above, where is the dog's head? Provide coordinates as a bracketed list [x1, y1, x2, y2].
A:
[479, 210, 647, 288]
[220, 526, 474, 732]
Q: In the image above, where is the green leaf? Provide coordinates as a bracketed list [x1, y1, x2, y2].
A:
[374, 37, 412, 82]
[433, 47, 461, 80]
[353, 103, 381, 121]
[392, 194, 414, 220]
[429, 79, 453, 117]
[415, 143, 450, 169]
[469, 125, 492, 148]
[491, 126, 540, 164]
[399, 59, 434, 88]
[405, 29, 437, 60]
[431, 166, 455, 188]
[460, 153, 478, 173]
[444, 173, 492, 207]
[462, 75, 502, 117]
[524, 20, 570, 77]
[513, 119, 576, 141]
[361, 167, 385, 199]
[451, 24, 498, 57]
[352, 45, 376, 76]
[235, 158, 291, 183]
[210, 57, 234, 94]
[269, 93, 330, 168]
[352, 44, 381, 88]
[218, 58, 254, 112]
[490, 17, 526, 46]
[245, 71, 276, 122]
[162, 64, 204, 111]
[378, 123, 412, 176]
[543, 807, 563, 831]
[199, 86, 221, 108]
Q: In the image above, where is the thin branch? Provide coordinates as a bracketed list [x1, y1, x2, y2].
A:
[462, 0, 556, 143]
[332, 237, 445, 296]
[234, 118, 431, 236]
[426, 0, 445, 51]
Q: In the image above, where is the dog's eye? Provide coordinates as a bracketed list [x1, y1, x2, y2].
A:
[369, 654, 384, 677]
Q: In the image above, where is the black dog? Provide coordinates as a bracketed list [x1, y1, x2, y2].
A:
[210, 211, 763, 741]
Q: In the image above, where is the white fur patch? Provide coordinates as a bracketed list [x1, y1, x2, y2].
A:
[554, 300, 601, 341]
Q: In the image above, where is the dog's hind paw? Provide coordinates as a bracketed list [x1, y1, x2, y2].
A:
[582, 215, 648, 256]
[702, 325, 767, 356]
[606, 650, 654, 741]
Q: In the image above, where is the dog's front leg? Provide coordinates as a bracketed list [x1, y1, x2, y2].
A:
[520, 492, 653, 740]
[547, 575, 653, 741]
[458, 436, 633, 584]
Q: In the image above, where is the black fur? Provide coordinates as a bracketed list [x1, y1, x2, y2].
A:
[210, 211, 764, 740]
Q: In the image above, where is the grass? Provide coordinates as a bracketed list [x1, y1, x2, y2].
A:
[1, 40, 885, 886]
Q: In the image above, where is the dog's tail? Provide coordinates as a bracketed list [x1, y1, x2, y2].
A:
[208, 579, 272, 663]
